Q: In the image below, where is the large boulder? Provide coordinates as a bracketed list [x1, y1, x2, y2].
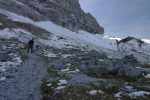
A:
[117, 66, 142, 77]
[122, 54, 139, 65]
[78, 55, 142, 77]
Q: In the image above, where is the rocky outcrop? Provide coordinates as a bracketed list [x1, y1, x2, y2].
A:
[75, 51, 142, 77]
[0, 14, 51, 39]
[0, 0, 104, 34]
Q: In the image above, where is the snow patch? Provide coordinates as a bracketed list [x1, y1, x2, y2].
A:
[115, 92, 124, 98]
[0, 28, 34, 42]
[60, 67, 80, 73]
[0, 53, 22, 72]
[43, 50, 57, 58]
[57, 79, 67, 85]
[62, 54, 73, 59]
[103, 35, 121, 41]
[0, 28, 18, 39]
[0, 77, 6, 81]
[0, 22, 3, 25]
[47, 83, 52, 87]
[136, 67, 142, 69]
[144, 74, 150, 78]
[129, 91, 150, 98]
[88, 90, 104, 95]
[0, 8, 34, 24]
[55, 86, 66, 90]
[142, 39, 150, 44]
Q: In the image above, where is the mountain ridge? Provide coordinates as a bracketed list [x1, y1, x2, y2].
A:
[0, 0, 104, 34]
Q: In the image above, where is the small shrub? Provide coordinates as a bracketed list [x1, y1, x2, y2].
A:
[142, 64, 150, 68]
[41, 80, 50, 93]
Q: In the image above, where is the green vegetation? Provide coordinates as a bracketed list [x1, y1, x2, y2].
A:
[47, 67, 58, 75]
[20, 53, 28, 61]
[142, 64, 150, 68]
[41, 80, 50, 93]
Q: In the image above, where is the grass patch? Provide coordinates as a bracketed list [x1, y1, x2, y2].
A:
[134, 85, 150, 92]
[110, 75, 140, 82]
[67, 65, 77, 71]
[50, 80, 59, 89]
[47, 68, 57, 74]
[41, 80, 50, 94]
[20, 53, 28, 61]
[142, 64, 150, 68]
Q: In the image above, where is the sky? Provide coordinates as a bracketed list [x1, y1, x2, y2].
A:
[79, 0, 150, 39]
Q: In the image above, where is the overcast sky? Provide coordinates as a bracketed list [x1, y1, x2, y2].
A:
[79, 0, 150, 39]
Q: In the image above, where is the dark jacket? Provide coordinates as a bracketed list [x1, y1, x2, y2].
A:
[28, 39, 34, 47]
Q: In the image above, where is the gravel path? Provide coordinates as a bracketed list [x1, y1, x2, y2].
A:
[0, 52, 48, 100]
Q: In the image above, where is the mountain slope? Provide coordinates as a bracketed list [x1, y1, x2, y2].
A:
[0, 8, 149, 63]
[0, 3, 150, 100]
[0, 0, 104, 34]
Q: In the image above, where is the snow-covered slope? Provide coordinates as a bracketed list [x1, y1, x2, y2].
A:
[0, 9, 150, 63]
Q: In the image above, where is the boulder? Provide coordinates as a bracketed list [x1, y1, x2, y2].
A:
[122, 54, 139, 65]
[79, 57, 142, 77]
[117, 66, 142, 77]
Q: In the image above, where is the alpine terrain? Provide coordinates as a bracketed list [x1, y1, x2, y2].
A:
[0, 0, 150, 100]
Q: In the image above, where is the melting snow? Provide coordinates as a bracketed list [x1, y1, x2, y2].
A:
[62, 54, 73, 58]
[55, 86, 66, 90]
[47, 83, 52, 87]
[129, 91, 150, 98]
[136, 67, 142, 69]
[0, 9, 150, 64]
[0, 28, 18, 39]
[60, 67, 80, 73]
[89, 90, 97, 95]
[0, 8, 34, 24]
[43, 50, 57, 58]
[88, 90, 104, 95]
[0, 77, 6, 81]
[0, 54, 22, 72]
[57, 79, 67, 85]
[103, 35, 121, 41]
[144, 74, 150, 78]
[115, 92, 124, 98]
[0, 22, 3, 25]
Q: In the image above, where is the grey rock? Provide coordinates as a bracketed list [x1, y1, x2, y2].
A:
[105, 84, 113, 90]
[78, 54, 142, 77]
[122, 54, 139, 65]
[49, 60, 66, 70]
[140, 85, 150, 91]
[0, 45, 3, 51]
[0, 53, 11, 62]
[120, 86, 134, 93]
[0, 0, 104, 34]
[117, 66, 142, 77]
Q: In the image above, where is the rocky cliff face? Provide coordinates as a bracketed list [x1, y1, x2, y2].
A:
[0, 0, 104, 34]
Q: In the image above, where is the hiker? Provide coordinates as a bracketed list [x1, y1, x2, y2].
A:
[27, 38, 34, 53]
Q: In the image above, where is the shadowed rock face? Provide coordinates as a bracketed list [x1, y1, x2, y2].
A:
[0, 0, 104, 34]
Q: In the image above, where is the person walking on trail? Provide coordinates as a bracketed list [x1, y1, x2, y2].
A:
[27, 38, 34, 53]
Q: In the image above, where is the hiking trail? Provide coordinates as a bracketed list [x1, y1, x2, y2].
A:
[0, 51, 48, 100]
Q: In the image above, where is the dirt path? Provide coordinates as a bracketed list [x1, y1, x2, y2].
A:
[0, 52, 48, 100]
